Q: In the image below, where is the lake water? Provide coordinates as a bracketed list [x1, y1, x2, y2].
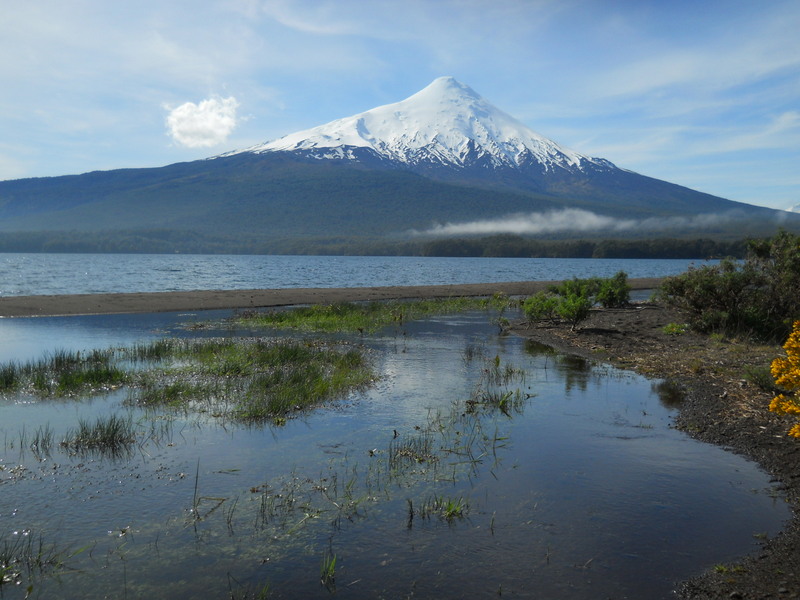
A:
[0, 253, 711, 297]
[0, 254, 784, 598]
[0, 307, 790, 599]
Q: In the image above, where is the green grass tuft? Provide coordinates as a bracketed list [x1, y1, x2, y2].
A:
[233, 296, 517, 333]
[127, 338, 374, 423]
[0, 348, 127, 397]
[61, 414, 136, 454]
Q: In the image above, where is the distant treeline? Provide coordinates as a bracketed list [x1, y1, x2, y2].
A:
[415, 235, 747, 259]
[0, 230, 748, 259]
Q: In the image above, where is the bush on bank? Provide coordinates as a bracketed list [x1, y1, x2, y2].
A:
[523, 271, 631, 330]
[659, 230, 800, 342]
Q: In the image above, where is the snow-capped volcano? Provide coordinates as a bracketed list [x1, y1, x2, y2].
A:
[0, 75, 792, 250]
[230, 77, 614, 174]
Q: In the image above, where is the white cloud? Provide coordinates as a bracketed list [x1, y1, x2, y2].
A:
[165, 97, 240, 148]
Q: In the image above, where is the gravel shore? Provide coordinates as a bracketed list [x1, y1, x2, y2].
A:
[0, 279, 664, 317]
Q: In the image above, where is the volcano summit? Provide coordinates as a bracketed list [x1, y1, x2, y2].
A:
[228, 76, 615, 176]
[0, 77, 794, 252]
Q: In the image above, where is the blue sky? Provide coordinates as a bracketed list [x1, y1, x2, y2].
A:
[1, 0, 798, 210]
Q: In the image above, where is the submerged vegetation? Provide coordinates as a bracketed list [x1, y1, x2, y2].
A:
[0, 531, 81, 593]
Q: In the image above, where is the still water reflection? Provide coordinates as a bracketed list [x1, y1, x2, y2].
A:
[0, 310, 789, 599]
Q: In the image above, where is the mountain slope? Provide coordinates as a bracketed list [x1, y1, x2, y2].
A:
[0, 153, 564, 235]
[0, 77, 796, 251]
[222, 76, 782, 217]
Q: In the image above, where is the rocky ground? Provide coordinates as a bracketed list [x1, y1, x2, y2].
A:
[510, 303, 800, 600]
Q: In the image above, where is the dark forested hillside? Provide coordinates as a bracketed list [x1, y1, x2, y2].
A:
[1, 151, 797, 253]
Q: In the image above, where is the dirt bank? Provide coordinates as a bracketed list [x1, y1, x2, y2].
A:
[510, 304, 800, 599]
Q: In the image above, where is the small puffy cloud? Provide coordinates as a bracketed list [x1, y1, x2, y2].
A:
[165, 96, 239, 148]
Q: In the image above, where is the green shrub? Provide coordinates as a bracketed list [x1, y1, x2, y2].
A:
[659, 230, 800, 341]
[522, 293, 560, 322]
[524, 272, 631, 330]
[596, 271, 631, 308]
[555, 293, 593, 330]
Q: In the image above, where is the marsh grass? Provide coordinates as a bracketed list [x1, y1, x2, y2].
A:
[127, 338, 185, 362]
[30, 424, 55, 458]
[0, 348, 127, 397]
[0, 362, 19, 391]
[134, 376, 221, 409]
[320, 548, 337, 590]
[1, 337, 373, 426]
[462, 355, 528, 416]
[233, 296, 517, 334]
[60, 414, 136, 454]
[417, 495, 469, 521]
[482, 354, 526, 387]
[127, 338, 374, 422]
[473, 389, 525, 416]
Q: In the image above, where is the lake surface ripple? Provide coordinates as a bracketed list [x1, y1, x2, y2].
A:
[0, 254, 712, 296]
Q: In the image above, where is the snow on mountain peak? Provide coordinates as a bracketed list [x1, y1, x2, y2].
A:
[234, 77, 608, 173]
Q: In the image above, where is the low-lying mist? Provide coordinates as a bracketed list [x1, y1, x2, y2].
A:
[411, 208, 780, 237]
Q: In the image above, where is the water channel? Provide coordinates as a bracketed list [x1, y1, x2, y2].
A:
[0, 308, 789, 599]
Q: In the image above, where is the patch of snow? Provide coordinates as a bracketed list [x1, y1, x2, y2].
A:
[224, 77, 613, 173]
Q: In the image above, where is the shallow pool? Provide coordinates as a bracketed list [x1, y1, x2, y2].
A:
[0, 310, 789, 599]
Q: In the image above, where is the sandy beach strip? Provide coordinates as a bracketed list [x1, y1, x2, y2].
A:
[0, 278, 664, 318]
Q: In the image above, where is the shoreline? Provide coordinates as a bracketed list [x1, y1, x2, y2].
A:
[0, 278, 663, 317]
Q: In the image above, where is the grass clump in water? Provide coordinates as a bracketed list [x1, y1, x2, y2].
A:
[0, 337, 373, 425]
[0, 348, 127, 397]
[0, 363, 19, 391]
[320, 549, 337, 591]
[233, 296, 517, 333]
[416, 495, 469, 521]
[127, 338, 374, 422]
[29, 424, 55, 458]
[60, 414, 136, 454]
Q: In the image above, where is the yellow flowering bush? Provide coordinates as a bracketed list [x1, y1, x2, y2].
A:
[770, 320, 800, 437]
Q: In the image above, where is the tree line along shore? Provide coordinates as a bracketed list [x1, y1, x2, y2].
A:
[0, 231, 749, 258]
